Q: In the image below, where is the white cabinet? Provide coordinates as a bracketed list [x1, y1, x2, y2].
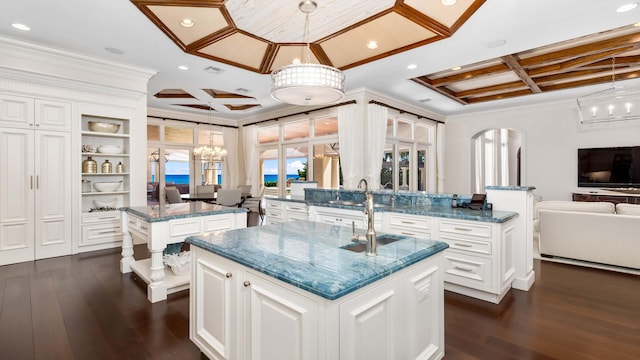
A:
[191, 249, 319, 360]
[265, 199, 308, 224]
[383, 213, 516, 304]
[79, 114, 130, 252]
[309, 205, 382, 230]
[438, 218, 516, 304]
[191, 246, 445, 360]
[384, 213, 432, 238]
[0, 97, 72, 265]
[0, 95, 71, 131]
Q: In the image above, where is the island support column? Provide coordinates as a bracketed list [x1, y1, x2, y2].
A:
[486, 186, 536, 291]
[120, 210, 135, 273]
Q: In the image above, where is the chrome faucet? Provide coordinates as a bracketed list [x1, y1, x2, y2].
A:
[351, 178, 377, 256]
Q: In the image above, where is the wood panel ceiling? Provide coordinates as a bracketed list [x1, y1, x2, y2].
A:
[131, 0, 485, 73]
[411, 25, 640, 105]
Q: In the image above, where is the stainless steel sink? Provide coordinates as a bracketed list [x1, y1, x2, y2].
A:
[340, 235, 401, 253]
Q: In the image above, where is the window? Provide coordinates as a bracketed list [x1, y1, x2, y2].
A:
[380, 115, 435, 192]
[257, 115, 340, 197]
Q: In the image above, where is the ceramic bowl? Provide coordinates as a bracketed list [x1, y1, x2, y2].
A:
[88, 121, 120, 133]
[97, 145, 122, 154]
[93, 198, 117, 209]
[93, 181, 122, 192]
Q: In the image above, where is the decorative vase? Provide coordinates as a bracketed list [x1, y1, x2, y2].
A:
[101, 159, 112, 173]
[116, 162, 124, 173]
[82, 156, 97, 173]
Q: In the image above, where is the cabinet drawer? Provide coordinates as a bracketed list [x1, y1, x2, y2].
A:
[285, 203, 307, 213]
[439, 235, 492, 256]
[388, 214, 431, 230]
[127, 216, 149, 236]
[387, 226, 430, 239]
[266, 201, 284, 210]
[443, 251, 493, 292]
[438, 219, 492, 239]
[288, 213, 309, 221]
[82, 212, 120, 224]
[81, 221, 122, 246]
[266, 209, 284, 219]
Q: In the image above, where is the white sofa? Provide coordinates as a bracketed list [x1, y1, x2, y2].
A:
[534, 201, 640, 270]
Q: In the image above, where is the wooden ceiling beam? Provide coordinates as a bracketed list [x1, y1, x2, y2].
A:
[527, 47, 634, 77]
[540, 70, 640, 92]
[501, 55, 541, 93]
[429, 63, 510, 86]
[463, 89, 533, 104]
[410, 78, 467, 105]
[455, 81, 528, 97]
[519, 32, 640, 67]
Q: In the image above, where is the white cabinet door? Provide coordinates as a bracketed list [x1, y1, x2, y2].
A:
[243, 271, 319, 360]
[403, 260, 444, 360]
[35, 99, 71, 131]
[0, 94, 33, 128]
[339, 278, 400, 360]
[34, 130, 72, 259]
[191, 251, 238, 360]
[0, 128, 35, 265]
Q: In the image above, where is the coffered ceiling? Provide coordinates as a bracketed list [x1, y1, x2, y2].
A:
[1, 0, 639, 121]
[412, 25, 640, 105]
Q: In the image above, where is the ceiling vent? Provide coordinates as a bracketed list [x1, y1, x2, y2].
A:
[204, 66, 225, 75]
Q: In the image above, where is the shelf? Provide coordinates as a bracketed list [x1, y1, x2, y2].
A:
[82, 152, 129, 157]
[82, 191, 130, 196]
[81, 130, 130, 138]
[130, 258, 190, 295]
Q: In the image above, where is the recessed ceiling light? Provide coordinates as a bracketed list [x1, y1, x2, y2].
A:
[292, 58, 301, 64]
[178, 65, 189, 71]
[367, 41, 378, 49]
[451, 66, 462, 71]
[235, 88, 249, 94]
[11, 23, 30, 31]
[616, 3, 638, 12]
[418, 98, 431, 103]
[441, 0, 457, 5]
[407, 64, 418, 70]
[105, 47, 124, 55]
[180, 18, 195, 27]
[487, 40, 507, 48]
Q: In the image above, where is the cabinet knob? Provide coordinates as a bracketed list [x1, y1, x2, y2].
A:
[243, 281, 251, 287]
[225, 272, 232, 278]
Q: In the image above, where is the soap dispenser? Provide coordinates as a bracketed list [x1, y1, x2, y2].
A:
[451, 194, 458, 208]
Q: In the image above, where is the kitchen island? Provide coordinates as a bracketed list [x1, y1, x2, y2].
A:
[187, 220, 449, 360]
[120, 202, 247, 302]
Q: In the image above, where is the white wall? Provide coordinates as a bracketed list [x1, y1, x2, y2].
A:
[444, 100, 640, 201]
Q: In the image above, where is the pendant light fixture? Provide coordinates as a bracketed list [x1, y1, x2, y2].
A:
[194, 103, 227, 161]
[270, 0, 345, 106]
[577, 57, 640, 124]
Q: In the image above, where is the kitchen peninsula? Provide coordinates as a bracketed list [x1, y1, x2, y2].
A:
[187, 221, 449, 360]
[120, 202, 247, 302]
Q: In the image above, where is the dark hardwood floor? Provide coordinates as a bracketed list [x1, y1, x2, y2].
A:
[0, 245, 638, 359]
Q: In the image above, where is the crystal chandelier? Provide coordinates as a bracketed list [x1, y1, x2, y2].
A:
[271, 0, 345, 106]
[577, 58, 640, 124]
[194, 103, 227, 161]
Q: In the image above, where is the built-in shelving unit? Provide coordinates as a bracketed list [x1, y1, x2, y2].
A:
[80, 115, 131, 212]
[79, 114, 131, 252]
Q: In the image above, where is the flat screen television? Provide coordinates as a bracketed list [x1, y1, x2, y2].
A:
[578, 146, 640, 188]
